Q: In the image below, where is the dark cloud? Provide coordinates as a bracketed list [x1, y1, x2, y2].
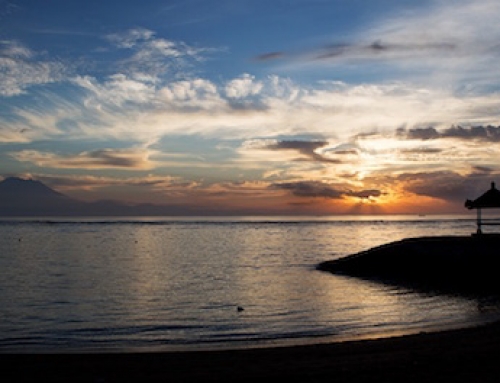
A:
[360, 41, 456, 55]
[347, 189, 383, 199]
[272, 181, 383, 200]
[398, 127, 440, 140]
[472, 166, 494, 174]
[82, 149, 141, 168]
[399, 125, 500, 142]
[256, 40, 457, 63]
[50, 149, 149, 169]
[11, 148, 153, 170]
[265, 140, 341, 163]
[271, 181, 344, 199]
[400, 147, 443, 154]
[332, 149, 360, 155]
[396, 170, 500, 204]
[254, 52, 284, 61]
[267, 140, 327, 151]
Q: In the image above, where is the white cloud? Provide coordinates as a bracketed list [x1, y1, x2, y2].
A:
[106, 28, 207, 79]
[160, 78, 223, 110]
[3, 20, 500, 184]
[0, 40, 32, 58]
[265, 0, 500, 91]
[106, 28, 155, 48]
[0, 97, 80, 142]
[0, 41, 67, 96]
[369, 0, 500, 49]
[74, 74, 157, 109]
[225, 74, 263, 98]
[362, 0, 500, 86]
[5, 74, 500, 147]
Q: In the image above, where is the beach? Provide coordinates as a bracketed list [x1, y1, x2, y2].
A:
[5, 321, 500, 382]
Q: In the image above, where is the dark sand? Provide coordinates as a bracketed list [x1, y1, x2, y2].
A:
[5, 322, 500, 382]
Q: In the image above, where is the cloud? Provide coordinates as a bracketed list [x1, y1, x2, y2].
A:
[396, 171, 475, 204]
[399, 147, 444, 154]
[4, 71, 500, 161]
[10, 148, 156, 170]
[347, 189, 383, 199]
[472, 166, 494, 174]
[160, 78, 223, 110]
[3, 20, 500, 184]
[4, 16, 500, 147]
[272, 180, 383, 200]
[367, 165, 500, 206]
[263, 140, 342, 164]
[0, 40, 68, 96]
[5, 73, 500, 173]
[33, 173, 196, 193]
[254, 52, 284, 61]
[262, 40, 458, 63]
[74, 74, 157, 108]
[106, 28, 155, 48]
[105, 28, 208, 78]
[257, 0, 500, 89]
[399, 125, 500, 142]
[272, 181, 344, 199]
[225, 74, 263, 98]
[0, 1, 20, 20]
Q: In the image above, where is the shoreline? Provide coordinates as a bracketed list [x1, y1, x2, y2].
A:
[5, 320, 500, 382]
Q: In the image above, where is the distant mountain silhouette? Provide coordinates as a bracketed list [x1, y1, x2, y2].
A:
[0, 177, 79, 216]
[0, 177, 211, 216]
[0, 177, 64, 198]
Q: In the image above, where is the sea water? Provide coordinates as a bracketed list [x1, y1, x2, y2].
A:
[1, 215, 500, 353]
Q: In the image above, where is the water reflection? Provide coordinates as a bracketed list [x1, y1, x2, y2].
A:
[0, 218, 497, 352]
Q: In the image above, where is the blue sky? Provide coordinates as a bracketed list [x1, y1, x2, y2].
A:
[2, 0, 500, 214]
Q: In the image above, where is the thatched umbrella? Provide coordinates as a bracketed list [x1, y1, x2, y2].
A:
[465, 182, 500, 234]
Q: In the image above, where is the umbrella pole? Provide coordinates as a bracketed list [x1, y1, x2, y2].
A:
[477, 208, 482, 235]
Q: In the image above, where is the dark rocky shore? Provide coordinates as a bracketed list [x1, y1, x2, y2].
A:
[317, 235, 500, 296]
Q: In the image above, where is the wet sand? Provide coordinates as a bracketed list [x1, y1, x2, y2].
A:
[4, 321, 500, 382]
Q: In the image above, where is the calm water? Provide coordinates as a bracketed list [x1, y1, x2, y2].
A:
[1, 215, 500, 353]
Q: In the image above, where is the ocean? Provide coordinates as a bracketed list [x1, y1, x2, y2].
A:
[1, 215, 500, 353]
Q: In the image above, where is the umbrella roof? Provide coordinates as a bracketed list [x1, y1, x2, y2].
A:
[465, 182, 500, 209]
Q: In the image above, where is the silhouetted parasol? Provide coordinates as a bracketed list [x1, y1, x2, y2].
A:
[465, 182, 500, 234]
[466, 182, 500, 209]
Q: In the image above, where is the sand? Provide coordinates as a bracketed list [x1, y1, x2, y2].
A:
[4, 321, 500, 382]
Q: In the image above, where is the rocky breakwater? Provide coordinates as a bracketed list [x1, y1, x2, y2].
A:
[317, 235, 500, 295]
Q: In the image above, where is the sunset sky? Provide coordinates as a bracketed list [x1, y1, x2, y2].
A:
[2, 0, 500, 215]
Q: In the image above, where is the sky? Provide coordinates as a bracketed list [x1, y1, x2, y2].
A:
[2, 0, 500, 215]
